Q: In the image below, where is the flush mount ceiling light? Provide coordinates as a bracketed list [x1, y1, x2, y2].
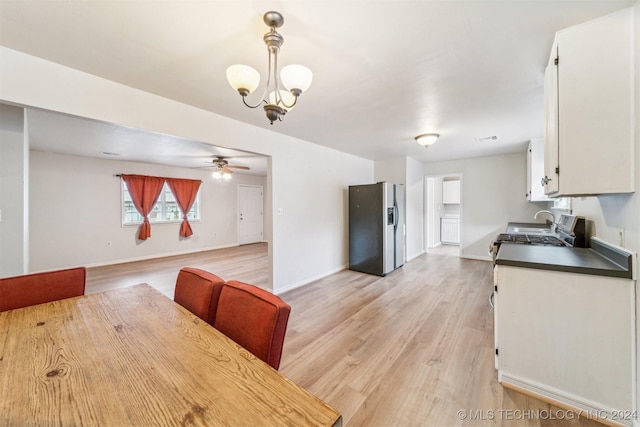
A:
[226, 11, 313, 125]
[415, 133, 440, 147]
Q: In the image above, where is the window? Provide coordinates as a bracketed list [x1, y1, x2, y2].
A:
[122, 182, 200, 225]
[551, 197, 571, 211]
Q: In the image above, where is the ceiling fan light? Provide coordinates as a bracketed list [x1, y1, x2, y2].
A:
[280, 64, 313, 95]
[415, 133, 440, 146]
[226, 64, 260, 94]
[212, 170, 223, 179]
[268, 90, 296, 111]
[223, 172, 232, 180]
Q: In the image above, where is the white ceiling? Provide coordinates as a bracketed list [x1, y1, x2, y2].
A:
[0, 0, 635, 168]
[25, 108, 269, 175]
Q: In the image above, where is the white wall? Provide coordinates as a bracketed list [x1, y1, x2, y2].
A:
[29, 151, 266, 271]
[424, 152, 548, 260]
[405, 157, 424, 261]
[426, 177, 444, 247]
[374, 158, 406, 185]
[271, 141, 372, 291]
[0, 104, 27, 276]
[374, 156, 424, 262]
[0, 47, 374, 292]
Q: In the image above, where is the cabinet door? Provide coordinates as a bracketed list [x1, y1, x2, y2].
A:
[528, 139, 551, 201]
[442, 181, 460, 204]
[495, 266, 634, 413]
[550, 9, 634, 195]
[440, 219, 459, 244]
[493, 268, 498, 370]
[543, 54, 559, 195]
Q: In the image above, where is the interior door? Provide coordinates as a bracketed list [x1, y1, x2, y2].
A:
[238, 185, 263, 245]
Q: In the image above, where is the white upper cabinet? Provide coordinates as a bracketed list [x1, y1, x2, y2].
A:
[543, 8, 634, 196]
[527, 139, 551, 201]
[442, 180, 460, 204]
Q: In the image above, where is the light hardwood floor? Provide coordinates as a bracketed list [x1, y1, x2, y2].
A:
[86, 243, 268, 297]
[86, 244, 601, 427]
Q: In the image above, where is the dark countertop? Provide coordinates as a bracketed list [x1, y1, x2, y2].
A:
[495, 243, 633, 279]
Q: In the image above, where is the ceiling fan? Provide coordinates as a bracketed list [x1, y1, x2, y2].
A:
[208, 156, 250, 179]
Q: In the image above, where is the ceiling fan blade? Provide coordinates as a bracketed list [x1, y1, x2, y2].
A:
[221, 166, 234, 174]
[226, 165, 250, 170]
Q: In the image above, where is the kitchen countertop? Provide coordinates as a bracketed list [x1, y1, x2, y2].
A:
[504, 222, 551, 233]
[495, 242, 633, 279]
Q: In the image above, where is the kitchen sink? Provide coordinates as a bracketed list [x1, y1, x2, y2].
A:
[510, 227, 554, 234]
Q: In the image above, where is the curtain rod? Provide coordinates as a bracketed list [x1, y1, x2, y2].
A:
[113, 174, 202, 183]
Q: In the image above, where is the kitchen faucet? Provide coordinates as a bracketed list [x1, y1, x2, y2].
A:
[534, 210, 556, 232]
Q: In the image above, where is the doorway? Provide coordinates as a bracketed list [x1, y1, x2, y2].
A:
[238, 184, 264, 245]
[424, 174, 463, 257]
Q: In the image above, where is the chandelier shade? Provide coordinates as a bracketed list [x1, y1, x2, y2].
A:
[226, 11, 312, 124]
[280, 64, 313, 95]
[226, 65, 261, 95]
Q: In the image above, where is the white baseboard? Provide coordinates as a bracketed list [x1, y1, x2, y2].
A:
[460, 254, 492, 262]
[45, 243, 241, 272]
[275, 264, 349, 295]
[499, 371, 632, 427]
[406, 251, 425, 262]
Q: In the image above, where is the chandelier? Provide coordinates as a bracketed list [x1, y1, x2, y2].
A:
[226, 11, 313, 124]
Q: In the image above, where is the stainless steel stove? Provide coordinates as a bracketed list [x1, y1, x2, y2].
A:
[488, 214, 586, 309]
[494, 233, 566, 246]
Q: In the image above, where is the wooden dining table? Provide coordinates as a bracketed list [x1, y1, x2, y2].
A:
[0, 283, 341, 426]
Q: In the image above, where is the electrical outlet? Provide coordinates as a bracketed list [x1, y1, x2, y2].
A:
[277, 208, 284, 216]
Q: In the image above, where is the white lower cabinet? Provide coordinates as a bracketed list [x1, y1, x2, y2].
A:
[440, 216, 459, 244]
[494, 265, 635, 425]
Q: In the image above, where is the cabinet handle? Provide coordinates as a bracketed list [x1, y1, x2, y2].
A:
[541, 176, 552, 186]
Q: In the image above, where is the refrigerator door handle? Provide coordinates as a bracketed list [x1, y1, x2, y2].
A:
[393, 204, 399, 228]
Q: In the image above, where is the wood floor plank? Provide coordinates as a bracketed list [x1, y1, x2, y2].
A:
[86, 243, 268, 297]
[86, 244, 604, 427]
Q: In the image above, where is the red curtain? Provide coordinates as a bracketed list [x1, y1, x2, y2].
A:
[166, 178, 202, 237]
[121, 174, 165, 240]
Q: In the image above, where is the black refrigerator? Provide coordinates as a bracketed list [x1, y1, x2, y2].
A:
[348, 182, 404, 276]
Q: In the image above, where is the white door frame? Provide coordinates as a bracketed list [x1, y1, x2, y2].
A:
[424, 173, 463, 256]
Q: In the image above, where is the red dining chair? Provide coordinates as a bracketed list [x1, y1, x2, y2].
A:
[214, 280, 291, 370]
[174, 267, 224, 324]
[0, 267, 86, 312]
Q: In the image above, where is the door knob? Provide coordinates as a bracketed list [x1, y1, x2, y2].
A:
[540, 176, 552, 186]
